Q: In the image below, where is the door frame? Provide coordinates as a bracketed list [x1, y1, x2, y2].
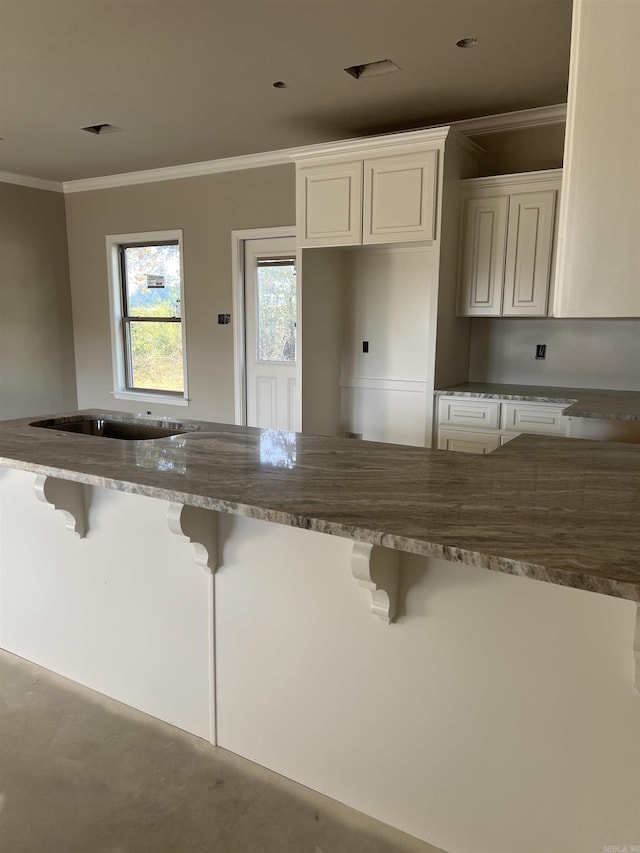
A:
[231, 226, 297, 425]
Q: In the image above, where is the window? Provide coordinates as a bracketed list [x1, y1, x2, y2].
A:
[106, 231, 188, 404]
[256, 257, 296, 363]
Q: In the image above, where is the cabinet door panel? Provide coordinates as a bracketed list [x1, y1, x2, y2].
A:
[363, 150, 438, 243]
[503, 191, 556, 316]
[437, 429, 500, 454]
[438, 397, 501, 429]
[297, 161, 363, 247]
[457, 196, 508, 316]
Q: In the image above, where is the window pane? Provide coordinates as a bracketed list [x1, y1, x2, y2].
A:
[257, 259, 296, 362]
[123, 244, 181, 318]
[128, 321, 184, 392]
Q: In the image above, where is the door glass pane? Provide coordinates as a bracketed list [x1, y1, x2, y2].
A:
[128, 321, 184, 392]
[123, 243, 181, 318]
[256, 258, 296, 362]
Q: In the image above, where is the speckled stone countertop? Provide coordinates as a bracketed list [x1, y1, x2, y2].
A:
[1, 410, 639, 603]
[436, 383, 640, 422]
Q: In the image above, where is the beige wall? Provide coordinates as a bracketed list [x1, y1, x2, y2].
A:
[469, 317, 640, 390]
[64, 165, 295, 422]
[0, 182, 77, 419]
[473, 124, 565, 176]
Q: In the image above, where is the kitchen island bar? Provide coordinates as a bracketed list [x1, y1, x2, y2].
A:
[1, 409, 639, 600]
[1, 411, 639, 853]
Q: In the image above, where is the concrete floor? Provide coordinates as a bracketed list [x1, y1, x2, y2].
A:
[0, 650, 444, 853]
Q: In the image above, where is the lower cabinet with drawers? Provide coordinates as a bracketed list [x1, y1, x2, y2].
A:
[436, 395, 568, 453]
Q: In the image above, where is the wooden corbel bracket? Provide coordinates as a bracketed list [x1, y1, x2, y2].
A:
[167, 503, 219, 572]
[351, 541, 400, 624]
[34, 475, 88, 538]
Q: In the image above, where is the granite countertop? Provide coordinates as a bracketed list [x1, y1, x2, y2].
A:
[1, 409, 639, 604]
[436, 383, 640, 422]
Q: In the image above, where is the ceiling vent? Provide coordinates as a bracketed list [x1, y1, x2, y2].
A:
[344, 59, 401, 80]
[81, 124, 122, 135]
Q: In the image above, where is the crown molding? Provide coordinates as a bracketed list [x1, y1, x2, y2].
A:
[288, 126, 452, 162]
[0, 170, 63, 193]
[58, 103, 567, 194]
[454, 103, 567, 136]
[461, 168, 563, 190]
[62, 149, 294, 194]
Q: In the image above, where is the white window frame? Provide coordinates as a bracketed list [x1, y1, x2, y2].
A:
[106, 229, 189, 406]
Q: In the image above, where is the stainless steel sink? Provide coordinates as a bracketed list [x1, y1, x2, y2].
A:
[31, 416, 191, 441]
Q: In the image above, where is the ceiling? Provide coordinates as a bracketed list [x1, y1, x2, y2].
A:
[0, 0, 573, 183]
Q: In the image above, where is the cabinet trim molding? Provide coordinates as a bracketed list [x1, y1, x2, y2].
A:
[340, 376, 429, 393]
[291, 127, 454, 164]
[461, 169, 563, 192]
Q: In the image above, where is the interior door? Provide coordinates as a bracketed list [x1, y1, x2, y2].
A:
[244, 237, 299, 430]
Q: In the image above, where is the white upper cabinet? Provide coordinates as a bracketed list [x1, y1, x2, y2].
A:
[553, 0, 640, 317]
[362, 149, 438, 244]
[294, 132, 446, 249]
[457, 171, 561, 318]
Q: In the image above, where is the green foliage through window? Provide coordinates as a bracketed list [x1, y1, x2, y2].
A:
[257, 258, 296, 363]
[120, 242, 184, 393]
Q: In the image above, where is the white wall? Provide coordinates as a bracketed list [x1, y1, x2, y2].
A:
[0, 182, 77, 418]
[468, 318, 640, 390]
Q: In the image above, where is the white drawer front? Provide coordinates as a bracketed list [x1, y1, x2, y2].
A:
[438, 429, 500, 454]
[438, 397, 501, 430]
[500, 403, 567, 435]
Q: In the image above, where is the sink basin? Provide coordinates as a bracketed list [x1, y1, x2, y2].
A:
[31, 416, 191, 441]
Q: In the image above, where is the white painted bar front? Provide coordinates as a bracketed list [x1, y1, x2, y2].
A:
[0, 468, 638, 853]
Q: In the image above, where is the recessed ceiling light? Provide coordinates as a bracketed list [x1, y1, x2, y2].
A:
[344, 59, 401, 80]
[272, 81, 288, 89]
[81, 124, 122, 135]
[456, 37, 478, 48]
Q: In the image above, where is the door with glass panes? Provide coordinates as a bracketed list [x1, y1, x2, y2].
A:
[244, 237, 299, 431]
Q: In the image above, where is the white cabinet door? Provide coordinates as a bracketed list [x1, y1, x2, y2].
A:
[457, 196, 508, 316]
[296, 161, 363, 247]
[503, 191, 556, 316]
[363, 149, 438, 244]
[437, 429, 500, 454]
